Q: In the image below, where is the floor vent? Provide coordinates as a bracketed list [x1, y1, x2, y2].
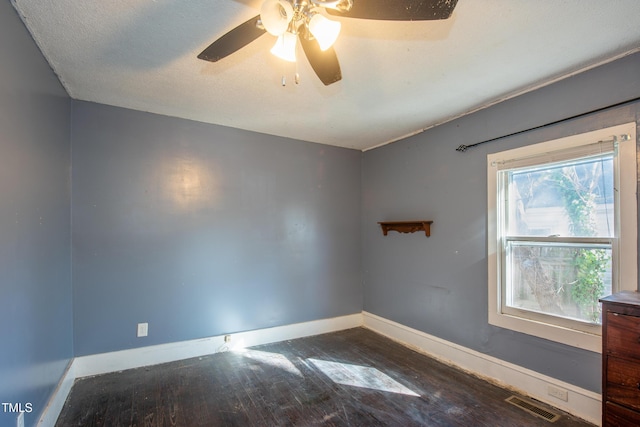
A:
[505, 395, 561, 423]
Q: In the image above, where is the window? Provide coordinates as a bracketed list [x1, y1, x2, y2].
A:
[487, 123, 637, 352]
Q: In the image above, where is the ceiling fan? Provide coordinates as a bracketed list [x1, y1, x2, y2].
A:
[197, 0, 459, 86]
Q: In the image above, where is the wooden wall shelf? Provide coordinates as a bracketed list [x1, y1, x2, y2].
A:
[378, 221, 433, 237]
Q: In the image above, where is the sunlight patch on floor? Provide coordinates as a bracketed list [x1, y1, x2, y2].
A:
[308, 358, 420, 396]
[238, 349, 303, 377]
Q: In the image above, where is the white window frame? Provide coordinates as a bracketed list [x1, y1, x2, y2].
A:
[487, 122, 637, 353]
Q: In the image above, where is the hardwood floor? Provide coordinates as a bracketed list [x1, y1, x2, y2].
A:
[55, 328, 594, 426]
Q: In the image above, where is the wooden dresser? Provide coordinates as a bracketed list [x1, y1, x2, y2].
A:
[600, 291, 640, 426]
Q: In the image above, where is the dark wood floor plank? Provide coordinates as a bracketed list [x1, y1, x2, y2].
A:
[55, 328, 594, 427]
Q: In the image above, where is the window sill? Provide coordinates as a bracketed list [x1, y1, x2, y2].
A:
[488, 310, 602, 353]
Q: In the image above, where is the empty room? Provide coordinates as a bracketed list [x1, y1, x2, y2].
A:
[2, 0, 640, 426]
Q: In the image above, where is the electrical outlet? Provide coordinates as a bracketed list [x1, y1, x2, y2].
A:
[17, 412, 24, 427]
[547, 385, 568, 402]
[137, 322, 148, 337]
[224, 335, 231, 343]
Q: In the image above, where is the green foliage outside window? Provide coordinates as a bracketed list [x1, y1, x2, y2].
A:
[554, 162, 610, 323]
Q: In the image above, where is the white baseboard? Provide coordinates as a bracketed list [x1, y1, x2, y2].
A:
[73, 313, 363, 378]
[37, 361, 75, 427]
[36, 313, 362, 426]
[362, 311, 601, 426]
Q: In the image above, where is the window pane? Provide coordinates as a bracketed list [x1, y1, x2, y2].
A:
[506, 241, 612, 324]
[506, 155, 614, 238]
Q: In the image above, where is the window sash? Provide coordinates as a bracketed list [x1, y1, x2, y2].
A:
[497, 151, 618, 332]
[497, 144, 618, 331]
[501, 237, 613, 332]
[498, 152, 616, 239]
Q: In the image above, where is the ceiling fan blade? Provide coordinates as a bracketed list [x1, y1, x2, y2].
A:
[198, 15, 266, 62]
[328, 0, 458, 21]
[299, 28, 342, 86]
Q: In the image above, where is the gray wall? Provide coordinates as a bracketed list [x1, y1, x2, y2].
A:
[362, 52, 640, 393]
[71, 101, 362, 356]
[0, 2, 73, 427]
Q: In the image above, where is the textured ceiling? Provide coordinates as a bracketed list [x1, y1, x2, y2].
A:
[12, 0, 640, 150]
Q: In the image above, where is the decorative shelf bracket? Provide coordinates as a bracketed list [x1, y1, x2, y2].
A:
[378, 221, 433, 237]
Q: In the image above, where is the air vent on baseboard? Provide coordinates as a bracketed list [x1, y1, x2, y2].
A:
[505, 395, 561, 423]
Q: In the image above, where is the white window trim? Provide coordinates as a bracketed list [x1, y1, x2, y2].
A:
[487, 122, 637, 353]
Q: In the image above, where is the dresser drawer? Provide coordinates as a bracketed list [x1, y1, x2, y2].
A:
[606, 356, 640, 410]
[605, 401, 640, 426]
[606, 312, 640, 359]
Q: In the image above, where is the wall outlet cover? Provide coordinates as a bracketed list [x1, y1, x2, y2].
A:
[547, 385, 569, 402]
[137, 322, 148, 337]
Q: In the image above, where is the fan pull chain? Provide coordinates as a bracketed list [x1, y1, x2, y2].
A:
[279, 36, 299, 86]
[281, 56, 289, 86]
[280, 60, 299, 86]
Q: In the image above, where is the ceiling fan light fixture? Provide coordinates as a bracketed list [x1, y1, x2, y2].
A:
[198, 0, 459, 86]
[260, 0, 295, 36]
[270, 32, 297, 62]
[308, 14, 341, 51]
